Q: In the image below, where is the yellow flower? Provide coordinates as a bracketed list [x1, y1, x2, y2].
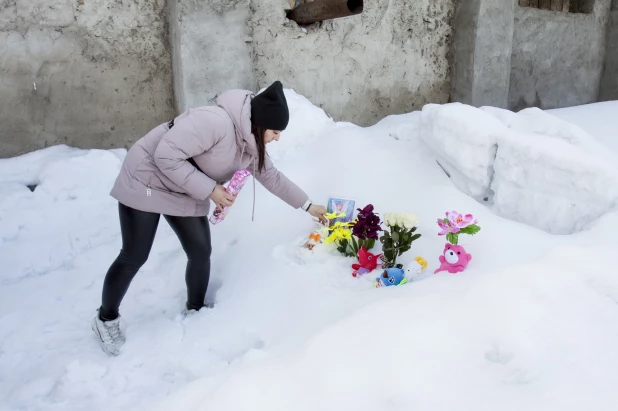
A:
[325, 211, 347, 220]
[325, 227, 352, 244]
[327, 220, 356, 231]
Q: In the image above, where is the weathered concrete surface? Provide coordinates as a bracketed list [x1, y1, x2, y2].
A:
[0, 0, 174, 158]
[168, 0, 255, 112]
[599, 0, 618, 101]
[250, 0, 455, 126]
[450, 0, 481, 105]
[450, 0, 515, 108]
[508, 0, 613, 111]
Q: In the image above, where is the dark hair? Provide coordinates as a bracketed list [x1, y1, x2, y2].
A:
[251, 123, 267, 173]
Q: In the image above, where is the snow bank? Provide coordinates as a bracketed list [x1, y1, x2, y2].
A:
[2, 89, 618, 411]
[0, 147, 124, 283]
[419, 103, 505, 201]
[483, 106, 616, 165]
[421, 103, 618, 234]
[266, 89, 335, 162]
[492, 131, 618, 234]
[548, 101, 618, 160]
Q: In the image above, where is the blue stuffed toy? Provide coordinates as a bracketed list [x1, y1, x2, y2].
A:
[374, 267, 408, 288]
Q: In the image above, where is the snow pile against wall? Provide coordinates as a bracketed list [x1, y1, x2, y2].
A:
[2, 88, 618, 411]
[419, 103, 503, 201]
[420, 103, 618, 234]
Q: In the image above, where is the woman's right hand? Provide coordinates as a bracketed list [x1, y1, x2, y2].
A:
[208, 184, 236, 210]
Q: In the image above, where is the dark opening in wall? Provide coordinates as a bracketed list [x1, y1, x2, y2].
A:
[287, 0, 363, 25]
[518, 0, 595, 13]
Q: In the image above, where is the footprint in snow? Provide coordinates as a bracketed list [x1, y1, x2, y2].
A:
[485, 344, 514, 365]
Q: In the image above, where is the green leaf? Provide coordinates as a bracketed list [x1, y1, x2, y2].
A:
[459, 224, 481, 235]
[409, 227, 417, 233]
[391, 231, 399, 242]
[366, 238, 375, 250]
[446, 233, 458, 245]
[411, 233, 421, 241]
[351, 236, 359, 255]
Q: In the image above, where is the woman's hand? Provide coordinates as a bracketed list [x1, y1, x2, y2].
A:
[208, 184, 236, 210]
[308, 204, 328, 225]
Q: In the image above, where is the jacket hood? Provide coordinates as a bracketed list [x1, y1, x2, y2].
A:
[216, 89, 258, 159]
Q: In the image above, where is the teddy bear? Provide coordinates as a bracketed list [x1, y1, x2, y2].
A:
[434, 243, 472, 274]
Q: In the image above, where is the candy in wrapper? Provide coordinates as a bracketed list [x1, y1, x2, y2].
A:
[209, 169, 251, 225]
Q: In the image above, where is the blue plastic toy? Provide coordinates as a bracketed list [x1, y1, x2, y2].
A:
[374, 267, 408, 288]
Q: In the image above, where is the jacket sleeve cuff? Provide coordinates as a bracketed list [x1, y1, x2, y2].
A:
[191, 173, 217, 201]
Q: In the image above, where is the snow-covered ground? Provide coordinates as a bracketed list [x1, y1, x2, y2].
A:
[1, 94, 617, 411]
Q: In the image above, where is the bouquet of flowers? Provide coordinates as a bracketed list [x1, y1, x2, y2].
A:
[379, 213, 421, 268]
[350, 204, 382, 254]
[324, 212, 356, 257]
[325, 204, 383, 259]
[437, 211, 481, 244]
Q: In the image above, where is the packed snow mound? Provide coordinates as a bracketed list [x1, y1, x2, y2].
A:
[482, 106, 616, 165]
[492, 131, 618, 234]
[0, 146, 124, 282]
[266, 89, 335, 161]
[547, 101, 618, 158]
[419, 103, 504, 201]
[421, 103, 618, 234]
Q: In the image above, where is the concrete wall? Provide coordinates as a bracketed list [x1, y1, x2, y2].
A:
[508, 0, 613, 111]
[450, 0, 515, 108]
[599, 0, 618, 101]
[168, 0, 255, 112]
[0, 0, 174, 158]
[249, 0, 455, 126]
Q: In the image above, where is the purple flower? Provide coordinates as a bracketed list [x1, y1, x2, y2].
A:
[353, 204, 383, 240]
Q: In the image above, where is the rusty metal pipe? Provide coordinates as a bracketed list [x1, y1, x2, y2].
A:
[287, 0, 363, 25]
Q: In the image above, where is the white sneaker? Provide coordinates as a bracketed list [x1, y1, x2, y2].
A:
[91, 310, 126, 356]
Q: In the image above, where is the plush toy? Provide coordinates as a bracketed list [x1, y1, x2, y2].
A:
[410, 256, 428, 274]
[351, 246, 382, 277]
[374, 267, 410, 288]
[303, 221, 329, 250]
[434, 243, 472, 274]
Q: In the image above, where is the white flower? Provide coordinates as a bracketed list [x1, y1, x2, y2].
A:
[402, 214, 419, 229]
[395, 213, 405, 227]
[384, 212, 396, 227]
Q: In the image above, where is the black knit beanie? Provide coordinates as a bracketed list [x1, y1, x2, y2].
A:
[250, 81, 289, 131]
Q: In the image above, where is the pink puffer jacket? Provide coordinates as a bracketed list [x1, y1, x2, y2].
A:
[109, 89, 308, 217]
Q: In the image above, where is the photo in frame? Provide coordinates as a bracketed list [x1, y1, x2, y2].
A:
[327, 198, 356, 225]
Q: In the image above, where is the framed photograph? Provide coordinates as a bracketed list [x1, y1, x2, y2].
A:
[327, 198, 355, 224]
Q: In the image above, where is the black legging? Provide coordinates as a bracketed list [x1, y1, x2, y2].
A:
[99, 202, 212, 321]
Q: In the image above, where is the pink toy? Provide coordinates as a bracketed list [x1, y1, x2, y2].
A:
[434, 243, 472, 274]
[209, 169, 251, 225]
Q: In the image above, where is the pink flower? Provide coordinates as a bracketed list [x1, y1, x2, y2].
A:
[446, 211, 477, 228]
[437, 211, 477, 236]
[437, 218, 457, 235]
